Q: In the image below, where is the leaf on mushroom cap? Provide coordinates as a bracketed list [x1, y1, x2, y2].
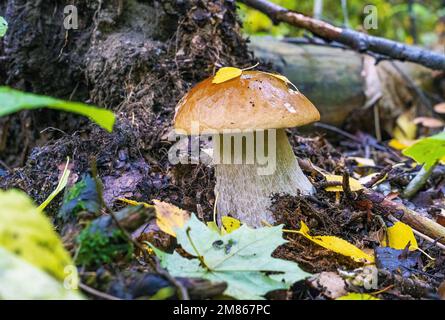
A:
[212, 67, 243, 84]
[174, 71, 320, 134]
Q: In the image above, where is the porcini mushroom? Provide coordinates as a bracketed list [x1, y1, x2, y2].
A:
[174, 70, 320, 227]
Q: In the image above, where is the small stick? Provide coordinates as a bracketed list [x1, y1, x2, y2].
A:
[342, 171, 354, 200]
[78, 283, 121, 300]
[363, 165, 392, 188]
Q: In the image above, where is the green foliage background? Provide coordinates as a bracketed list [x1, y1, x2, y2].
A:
[238, 0, 445, 46]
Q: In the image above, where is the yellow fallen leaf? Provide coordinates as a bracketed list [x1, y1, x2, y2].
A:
[324, 175, 364, 192]
[261, 72, 299, 91]
[381, 221, 418, 251]
[389, 138, 416, 150]
[393, 111, 417, 141]
[153, 200, 190, 237]
[293, 221, 374, 263]
[118, 198, 152, 208]
[212, 67, 242, 84]
[336, 293, 380, 300]
[119, 198, 190, 237]
[348, 157, 376, 167]
[0, 189, 76, 281]
[222, 216, 241, 233]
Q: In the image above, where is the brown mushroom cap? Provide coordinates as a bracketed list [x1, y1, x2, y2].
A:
[174, 71, 320, 134]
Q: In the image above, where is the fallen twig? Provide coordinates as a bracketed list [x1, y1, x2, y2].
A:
[240, 0, 445, 71]
[78, 283, 121, 300]
[363, 165, 392, 188]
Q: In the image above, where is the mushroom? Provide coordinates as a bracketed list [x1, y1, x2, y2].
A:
[413, 117, 444, 129]
[174, 71, 320, 227]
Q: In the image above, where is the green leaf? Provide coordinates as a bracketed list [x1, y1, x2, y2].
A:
[152, 214, 310, 300]
[0, 17, 7, 37]
[0, 87, 115, 132]
[402, 132, 445, 169]
[0, 189, 77, 281]
[0, 247, 83, 300]
[38, 157, 71, 211]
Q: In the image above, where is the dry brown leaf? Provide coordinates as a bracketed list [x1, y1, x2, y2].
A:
[153, 200, 190, 237]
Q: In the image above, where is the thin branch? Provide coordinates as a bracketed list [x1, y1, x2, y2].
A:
[239, 0, 445, 71]
[78, 283, 121, 300]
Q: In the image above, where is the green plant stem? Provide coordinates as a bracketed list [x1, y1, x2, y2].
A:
[186, 227, 211, 271]
[403, 164, 436, 199]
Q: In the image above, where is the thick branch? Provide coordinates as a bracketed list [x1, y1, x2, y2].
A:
[240, 0, 445, 71]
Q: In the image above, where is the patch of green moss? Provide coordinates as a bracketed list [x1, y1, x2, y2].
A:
[59, 175, 100, 222]
[75, 225, 133, 267]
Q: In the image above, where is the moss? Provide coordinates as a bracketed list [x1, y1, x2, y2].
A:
[76, 225, 133, 267]
[59, 175, 101, 222]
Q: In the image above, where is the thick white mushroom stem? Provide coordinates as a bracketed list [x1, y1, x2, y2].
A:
[214, 129, 314, 227]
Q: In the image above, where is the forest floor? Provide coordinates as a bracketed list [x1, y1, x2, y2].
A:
[1, 0, 444, 301]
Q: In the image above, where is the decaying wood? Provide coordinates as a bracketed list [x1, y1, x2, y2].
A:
[250, 38, 436, 127]
[240, 0, 445, 71]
